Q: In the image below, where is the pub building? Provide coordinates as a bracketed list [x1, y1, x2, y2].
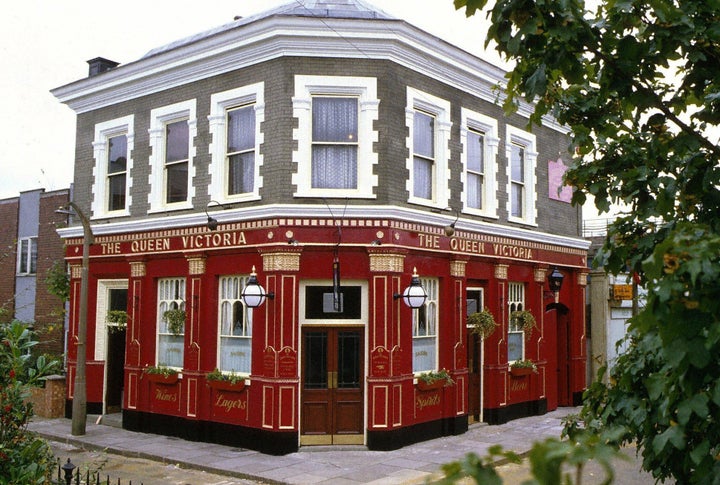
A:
[53, 0, 589, 454]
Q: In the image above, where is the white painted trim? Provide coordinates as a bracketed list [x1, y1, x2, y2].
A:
[91, 115, 134, 219]
[505, 125, 538, 227]
[208, 83, 265, 204]
[460, 108, 499, 219]
[406, 87, 452, 210]
[148, 100, 197, 213]
[292, 75, 379, 198]
[56, 203, 590, 250]
[51, 16, 566, 134]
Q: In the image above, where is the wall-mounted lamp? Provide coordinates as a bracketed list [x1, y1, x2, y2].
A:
[444, 208, 460, 237]
[241, 266, 274, 308]
[288, 238, 299, 246]
[205, 200, 226, 231]
[548, 267, 565, 303]
[370, 239, 382, 246]
[394, 267, 427, 309]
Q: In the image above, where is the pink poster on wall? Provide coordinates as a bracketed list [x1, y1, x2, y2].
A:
[548, 158, 573, 203]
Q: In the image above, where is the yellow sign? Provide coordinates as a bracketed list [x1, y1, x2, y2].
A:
[612, 284, 633, 300]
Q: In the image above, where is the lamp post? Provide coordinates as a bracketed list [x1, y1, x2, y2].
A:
[57, 202, 94, 435]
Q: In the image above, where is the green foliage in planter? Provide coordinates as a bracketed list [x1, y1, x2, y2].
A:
[206, 368, 244, 385]
[106, 310, 128, 325]
[468, 308, 498, 338]
[510, 359, 537, 372]
[417, 368, 455, 386]
[511, 310, 537, 338]
[162, 308, 186, 335]
[144, 365, 178, 378]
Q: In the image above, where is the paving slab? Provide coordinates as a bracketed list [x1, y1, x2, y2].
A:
[31, 407, 579, 484]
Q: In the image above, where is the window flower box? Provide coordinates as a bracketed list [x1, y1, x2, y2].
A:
[509, 359, 537, 377]
[416, 369, 454, 391]
[143, 366, 179, 384]
[205, 368, 246, 391]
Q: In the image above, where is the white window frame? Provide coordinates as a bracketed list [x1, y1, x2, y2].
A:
[94, 279, 129, 361]
[461, 109, 499, 218]
[292, 75, 378, 198]
[412, 277, 439, 374]
[406, 88, 452, 209]
[507, 282, 526, 363]
[16, 237, 37, 275]
[91, 115, 134, 218]
[149, 100, 197, 213]
[217, 275, 253, 375]
[505, 125, 538, 226]
[156, 277, 186, 369]
[208, 83, 264, 204]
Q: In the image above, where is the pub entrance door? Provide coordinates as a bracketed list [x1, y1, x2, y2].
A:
[300, 327, 364, 445]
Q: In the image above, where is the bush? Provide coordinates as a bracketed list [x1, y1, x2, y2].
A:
[0, 321, 60, 484]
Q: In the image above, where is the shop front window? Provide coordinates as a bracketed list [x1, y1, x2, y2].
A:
[507, 282, 525, 362]
[413, 277, 438, 373]
[218, 275, 252, 374]
[157, 278, 185, 368]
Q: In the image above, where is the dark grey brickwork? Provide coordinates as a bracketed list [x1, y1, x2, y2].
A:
[72, 56, 579, 238]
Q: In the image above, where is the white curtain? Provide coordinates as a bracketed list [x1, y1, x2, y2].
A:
[311, 97, 358, 189]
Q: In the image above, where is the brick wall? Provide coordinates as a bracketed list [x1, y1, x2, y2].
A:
[34, 189, 70, 356]
[0, 198, 19, 322]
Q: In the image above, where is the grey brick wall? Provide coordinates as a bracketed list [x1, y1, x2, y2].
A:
[72, 56, 579, 238]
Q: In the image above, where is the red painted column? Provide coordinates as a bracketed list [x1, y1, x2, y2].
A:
[258, 247, 301, 432]
[124, 259, 147, 411]
[366, 248, 406, 432]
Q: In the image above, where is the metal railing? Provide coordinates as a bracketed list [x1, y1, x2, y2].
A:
[54, 458, 144, 485]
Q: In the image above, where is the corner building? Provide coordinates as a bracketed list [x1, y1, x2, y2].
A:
[53, 1, 589, 454]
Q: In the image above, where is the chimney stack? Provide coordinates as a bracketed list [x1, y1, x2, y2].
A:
[87, 57, 119, 77]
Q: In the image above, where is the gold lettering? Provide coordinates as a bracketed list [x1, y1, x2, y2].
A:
[416, 394, 441, 410]
[214, 393, 247, 413]
[154, 388, 177, 402]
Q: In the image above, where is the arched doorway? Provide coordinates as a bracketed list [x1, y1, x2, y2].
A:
[545, 302, 570, 411]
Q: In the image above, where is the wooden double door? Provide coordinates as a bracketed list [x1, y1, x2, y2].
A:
[301, 327, 364, 445]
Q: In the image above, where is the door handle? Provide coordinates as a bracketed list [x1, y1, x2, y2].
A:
[327, 371, 338, 389]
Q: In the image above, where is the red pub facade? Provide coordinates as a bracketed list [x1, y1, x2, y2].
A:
[54, 0, 589, 454]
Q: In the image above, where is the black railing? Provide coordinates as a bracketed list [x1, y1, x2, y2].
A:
[53, 458, 144, 485]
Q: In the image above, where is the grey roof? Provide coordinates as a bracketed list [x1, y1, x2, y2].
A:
[142, 0, 396, 59]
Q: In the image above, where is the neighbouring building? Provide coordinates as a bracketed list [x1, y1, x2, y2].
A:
[0, 188, 70, 356]
[52, 0, 589, 454]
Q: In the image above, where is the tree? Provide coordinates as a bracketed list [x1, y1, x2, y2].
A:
[453, 0, 720, 482]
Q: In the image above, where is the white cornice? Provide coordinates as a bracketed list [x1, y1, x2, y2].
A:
[51, 16, 567, 133]
[56, 204, 590, 250]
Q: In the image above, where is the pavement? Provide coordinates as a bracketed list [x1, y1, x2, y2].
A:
[30, 407, 585, 484]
